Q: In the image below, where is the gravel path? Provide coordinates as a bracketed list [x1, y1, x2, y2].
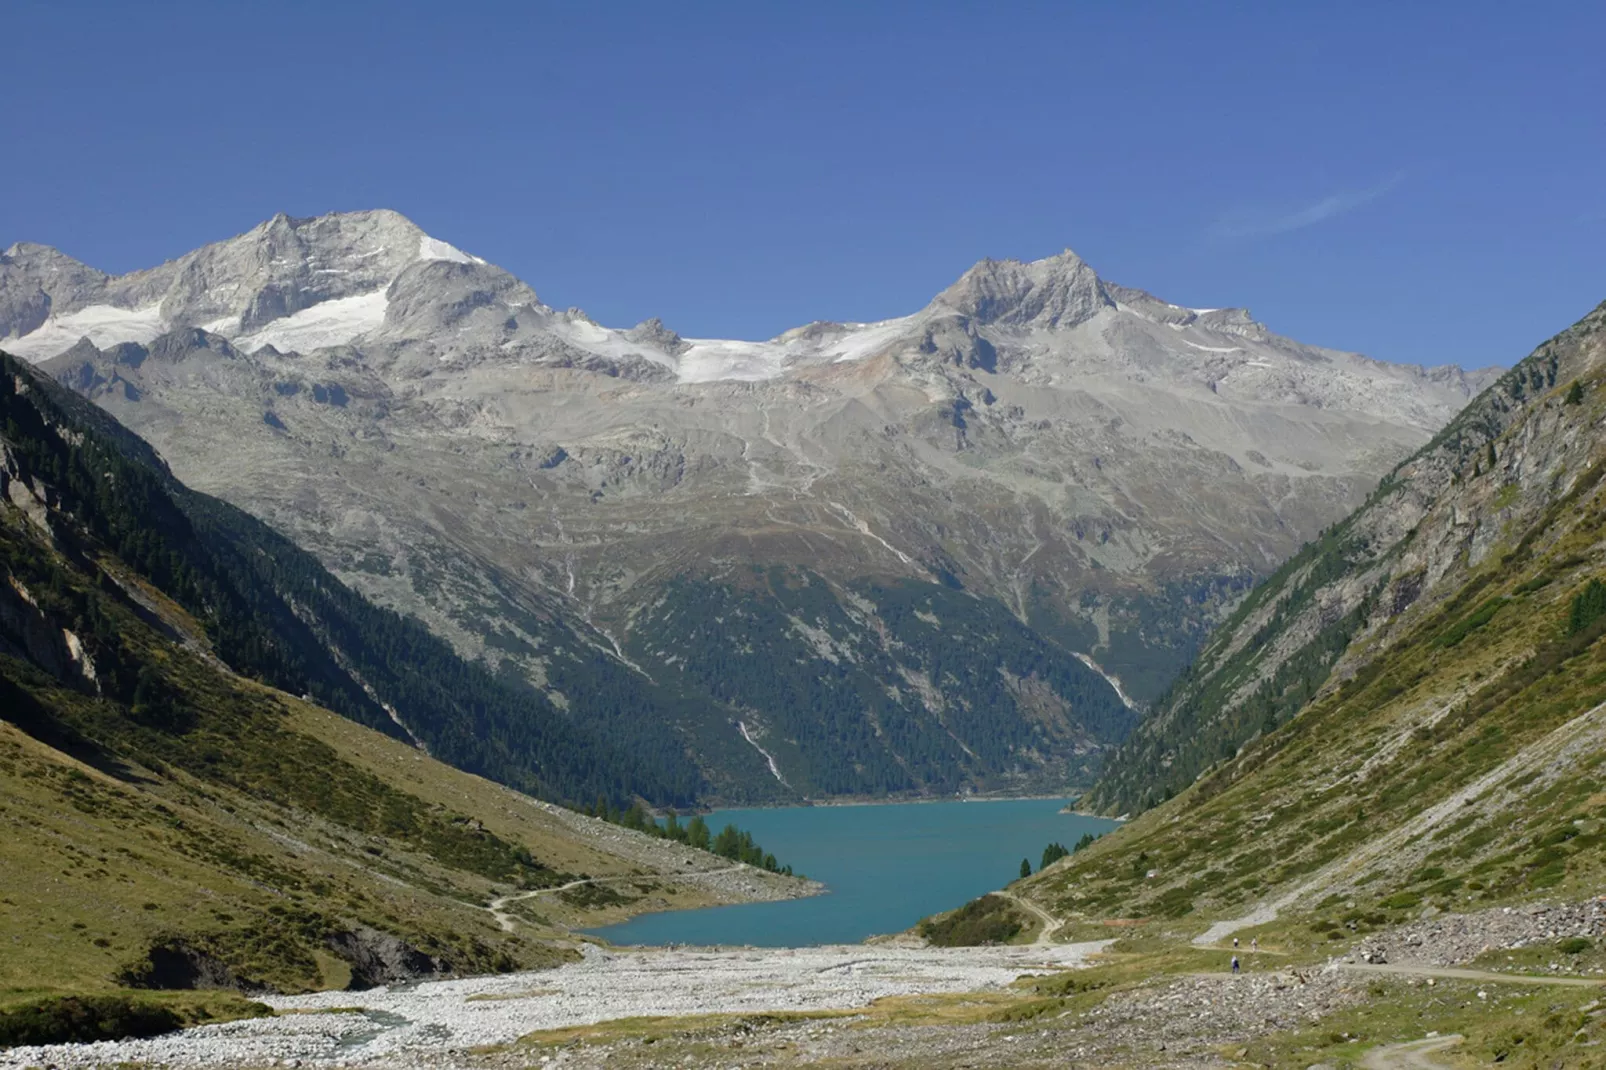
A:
[0, 941, 1112, 1069]
[486, 867, 752, 932]
[1360, 1033, 1465, 1069]
[1338, 962, 1604, 988]
[992, 889, 1064, 946]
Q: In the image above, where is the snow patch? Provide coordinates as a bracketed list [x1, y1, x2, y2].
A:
[234, 291, 389, 354]
[548, 316, 676, 370]
[824, 316, 913, 363]
[1184, 341, 1243, 354]
[6, 303, 166, 361]
[418, 235, 484, 265]
[677, 338, 788, 383]
[678, 315, 914, 383]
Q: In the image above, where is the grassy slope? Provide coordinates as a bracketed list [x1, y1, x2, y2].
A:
[1009, 302, 1606, 943]
[1088, 306, 1604, 815]
[0, 503, 773, 1007]
[0, 651, 753, 1003]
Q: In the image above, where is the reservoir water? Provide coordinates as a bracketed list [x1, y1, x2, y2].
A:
[589, 797, 1118, 947]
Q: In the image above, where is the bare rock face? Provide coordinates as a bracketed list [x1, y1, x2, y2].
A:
[2, 210, 1500, 800]
[932, 250, 1113, 328]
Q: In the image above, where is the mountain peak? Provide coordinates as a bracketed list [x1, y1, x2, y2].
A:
[932, 248, 1114, 328]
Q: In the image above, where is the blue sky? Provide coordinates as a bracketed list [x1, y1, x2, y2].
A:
[2, 1, 1603, 369]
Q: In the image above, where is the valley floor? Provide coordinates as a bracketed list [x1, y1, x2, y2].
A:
[0, 941, 1108, 1069]
[6, 899, 1604, 1069]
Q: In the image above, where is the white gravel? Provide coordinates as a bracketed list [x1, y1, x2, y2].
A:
[1, 940, 1111, 1069]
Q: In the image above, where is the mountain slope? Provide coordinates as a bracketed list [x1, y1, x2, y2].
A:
[5, 211, 1494, 798]
[0, 349, 721, 808]
[0, 356, 808, 1000]
[1012, 298, 1606, 932]
[1090, 301, 1602, 814]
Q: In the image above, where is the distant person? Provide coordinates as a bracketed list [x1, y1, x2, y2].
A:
[1232, 936, 1239, 948]
[1250, 937, 1258, 951]
[1231, 955, 1240, 975]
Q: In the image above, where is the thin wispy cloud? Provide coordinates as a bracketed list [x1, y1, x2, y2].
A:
[1208, 173, 1405, 240]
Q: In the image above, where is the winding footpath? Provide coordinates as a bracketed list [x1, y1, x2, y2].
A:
[1360, 1034, 1465, 1070]
[1339, 962, 1605, 988]
[994, 889, 1066, 946]
[487, 866, 751, 932]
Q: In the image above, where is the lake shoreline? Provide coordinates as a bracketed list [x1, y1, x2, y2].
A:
[589, 798, 1119, 948]
[699, 790, 1088, 813]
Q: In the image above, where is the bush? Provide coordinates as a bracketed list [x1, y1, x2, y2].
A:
[1568, 579, 1606, 637]
[1435, 597, 1507, 648]
[0, 995, 181, 1047]
[1378, 891, 1422, 910]
[918, 895, 1023, 947]
[1558, 936, 1592, 955]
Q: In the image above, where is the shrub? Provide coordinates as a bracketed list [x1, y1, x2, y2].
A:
[0, 995, 181, 1047]
[1436, 597, 1507, 648]
[1558, 936, 1592, 955]
[1568, 579, 1606, 636]
[918, 895, 1023, 947]
[1378, 891, 1421, 910]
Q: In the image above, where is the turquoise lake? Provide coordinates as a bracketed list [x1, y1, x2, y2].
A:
[589, 798, 1118, 947]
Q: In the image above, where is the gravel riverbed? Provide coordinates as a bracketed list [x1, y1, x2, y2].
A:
[0, 941, 1110, 1069]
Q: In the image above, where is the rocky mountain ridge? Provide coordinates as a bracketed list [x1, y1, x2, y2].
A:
[3, 210, 1499, 799]
[1091, 298, 1606, 813]
[1016, 296, 1606, 933]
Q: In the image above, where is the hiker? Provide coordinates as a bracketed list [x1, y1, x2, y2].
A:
[1251, 937, 1258, 951]
[1232, 936, 1239, 948]
[1231, 955, 1240, 975]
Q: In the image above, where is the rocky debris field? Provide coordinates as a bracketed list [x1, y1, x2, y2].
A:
[456, 969, 1367, 1070]
[1353, 899, 1606, 970]
[9, 901, 1604, 1069]
[0, 942, 1109, 1070]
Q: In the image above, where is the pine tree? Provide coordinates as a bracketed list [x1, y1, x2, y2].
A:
[1566, 380, 1585, 405]
[1019, 858, 1032, 879]
[1569, 579, 1606, 636]
[713, 823, 742, 860]
[686, 815, 710, 851]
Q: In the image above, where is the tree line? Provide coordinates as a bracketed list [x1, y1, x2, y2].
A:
[584, 798, 794, 876]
